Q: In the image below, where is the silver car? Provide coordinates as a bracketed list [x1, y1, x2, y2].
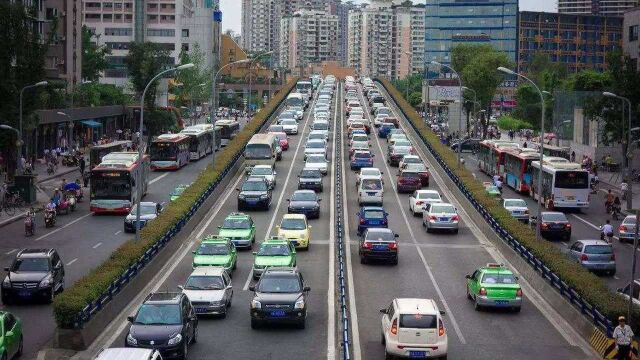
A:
[180, 267, 233, 316]
[304, 139, 327, 159]
[422, 202, 459, 233]
[305, 154, 329, 175]
[618, 215, 637, 243]
[567, 240, 616, 275]
[502, 198, 530, 223]
[248, 165, 277, 189]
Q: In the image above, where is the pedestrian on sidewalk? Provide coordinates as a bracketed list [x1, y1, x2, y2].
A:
[613, 316, 634, 360]
[571, 151, 576, 162]
[79, 156, 86, 176]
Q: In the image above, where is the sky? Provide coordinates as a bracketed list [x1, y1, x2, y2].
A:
[219, 0, 556, 34]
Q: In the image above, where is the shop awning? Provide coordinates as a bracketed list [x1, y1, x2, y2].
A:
[81, 120, 102, 128]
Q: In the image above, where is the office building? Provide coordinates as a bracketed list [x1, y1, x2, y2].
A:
[280, 10, 339, 71]
[392, 3, 425, 79]
[558, 0, 638, 17]
[623, 7, 640, 67]
[518, 11, 623, 74]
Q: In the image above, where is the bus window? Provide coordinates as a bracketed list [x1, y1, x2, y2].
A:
[555, 171, 589, 189]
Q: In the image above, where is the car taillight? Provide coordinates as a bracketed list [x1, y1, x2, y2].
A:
[438, 319, 445, 337]
[620, 225, 627, 232]
[612, 253, 616, 261]
[390, 318, 398, 335]
[516, 289, 523, 297]
[580, 254, 588, 261]
[362, 241, 372, 249]
[565, 223, 571, 229]
[360, 218, 365, 224]
[479, 287, 487, 296]
[388, 242, 398, 250]
[541, 223, 549, 229]
[452, 215, 460, 221]
[429, 215, 437, 221]
[416, 201, 423, 205]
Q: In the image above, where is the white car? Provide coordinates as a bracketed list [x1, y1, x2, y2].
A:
[305, 154, 329, 175]
[399, 155, 422, 169]
[304, 139, 327, 159]
[248, 165, 277, 189]
[280, 119, 299, 135]
[381, 298, 448, 359]
[374, 113, 389, 127]
[409, 190, 442, 215]
[350, 133, 370, 146]
[308, 130, 328, 141]
[502, 198, 530, 223]
[311, 120, 330, 139]
[180, 267, 233, 317]
[357, 167, 383, 185]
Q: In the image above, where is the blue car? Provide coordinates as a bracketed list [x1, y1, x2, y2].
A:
[378, 123, 395, 138]
[350, 151, 374, 170]
[356, 206, 389, 235]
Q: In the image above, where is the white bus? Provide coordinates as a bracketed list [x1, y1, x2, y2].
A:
[90, 152, 150, 214]
[244, 133, 278, 173]
[530, 156, 590, 209]
[181, 125, 215, 160]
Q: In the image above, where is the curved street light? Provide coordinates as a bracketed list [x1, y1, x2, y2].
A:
[20, 81, 48, 158]
[431, 61, 463, 168]
[248, 51, 274, 114]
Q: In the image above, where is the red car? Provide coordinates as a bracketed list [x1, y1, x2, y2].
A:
[271, 132, 289, 151]
[403, 163, 430, 187]
[396, 170, 422, 193]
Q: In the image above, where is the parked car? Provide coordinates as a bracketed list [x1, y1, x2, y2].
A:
[618, 215, 637, 243]
[567, 239, 616, 275]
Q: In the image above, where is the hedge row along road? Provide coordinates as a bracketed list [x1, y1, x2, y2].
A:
[78, 79, 596, 360]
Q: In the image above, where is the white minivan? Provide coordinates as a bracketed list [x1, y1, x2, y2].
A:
[358, 178, 384, 205]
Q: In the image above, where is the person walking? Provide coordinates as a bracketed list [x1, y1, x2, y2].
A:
[78, 156, 86, 176]
[613, 316, 634, 360]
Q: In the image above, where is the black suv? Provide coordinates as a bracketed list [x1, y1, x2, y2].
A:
[249, 267, 310, 329]
[298, 168, 323, 192]
[237, 177, 272, 210]
[126, 292, 198, 360]
[2, 248, 65, 304]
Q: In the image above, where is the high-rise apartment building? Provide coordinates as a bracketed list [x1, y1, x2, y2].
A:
[325, 0, 358, 66]
[623, 7, 640, 67]
[348, 0, 395, 78]
[558, 0, 638, 16]
[279, 9, 339, 71]
[392, 3, 425, 79]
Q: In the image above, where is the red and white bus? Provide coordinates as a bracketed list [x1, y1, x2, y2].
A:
[89, 152, 150, 214]
[149, 133, 190, 170]
[502, 148, 539, 194]
[476, 140, 520, 178]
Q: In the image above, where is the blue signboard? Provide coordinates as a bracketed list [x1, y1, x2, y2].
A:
[213, 10, 222, 22]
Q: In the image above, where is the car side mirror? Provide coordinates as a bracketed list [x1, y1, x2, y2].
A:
[227, 285, 233, 290]
[127, 316, 135, 322]
[177, 285, 184, 290]
[465, 274, 471, 279]
[380, 308, 387, 314]
[249, 285, 256, 291]
[303, 286, 311, 292]
[440, 310, 446, 315]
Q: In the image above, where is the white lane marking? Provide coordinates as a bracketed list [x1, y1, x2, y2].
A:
[362, 87, 467, 345]
[92, 242, 103, 249]
[377, 84, 597, 356]
[242, 266, 254, 292]
[5, 249, 18, 255]
[341, 85, 363, 360]
[66, 258, 77, 266]
[571, 214, 601, 230]
[35, 213, 92, 241]
[327, 82, 339, 360]
[114, 230, 122, 235]
[148, 173, 169, 185]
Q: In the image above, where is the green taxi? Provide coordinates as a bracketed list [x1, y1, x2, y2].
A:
[170, 184, 189, 202]
[466, 263, 522, 312]
[252, 238, 297, 279]
[0, 311, 22, 359]
[192, 235, 238, 273]
[218, 212, 256, 249]
[483, 182, 501, 198]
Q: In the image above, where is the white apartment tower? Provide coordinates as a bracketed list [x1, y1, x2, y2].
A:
[348, 0, 394, 78]
[391, 3, 425, 79]
[279, 9, 339, 71]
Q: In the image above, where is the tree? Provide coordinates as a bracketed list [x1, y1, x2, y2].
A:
[125, 42, 171, 108]
[408, 92, 422, 107]
[174, 43, 212, 113]
[71, 83, 129, 107]
[392, 74, 423, 107]
[81, 26, 111, 82]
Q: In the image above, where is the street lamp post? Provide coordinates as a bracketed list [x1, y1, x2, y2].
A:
[462, 86, 477, 137]
[56, 112, 74, 151]
[603, 91, 634, 210]
[431, 61, 463, 168]
[404, 51, 413, 102]
[134, 63, 194, 242]
[247, 51, 274, 115]
[19, 81, 48, 160]
[498, 66, 545, 242]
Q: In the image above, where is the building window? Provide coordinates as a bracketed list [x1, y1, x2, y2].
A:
[630, 25, 639, 42]
[147, 28, 175, 37]
[104, 28, 132, 36]
[181, 29, 189, 37]
[182, 43, 189, 51]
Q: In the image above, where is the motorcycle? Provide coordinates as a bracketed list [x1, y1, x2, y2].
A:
[66, 192, 77, 211]
[611, 204, 622, 221]
[47, 162, 55, 175]
[44, 208, 56, 228]
[57, 198, 70, 215]
[24, 212, 35, 236]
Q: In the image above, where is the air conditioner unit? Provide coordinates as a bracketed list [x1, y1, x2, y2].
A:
[57, 59, 65, 65]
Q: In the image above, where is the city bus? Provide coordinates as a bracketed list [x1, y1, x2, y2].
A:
[149, 133, 190, 170]
[530, 156, 590, 209]
[89, 152, 150, 214]
[89, 140, 133, 169]
[244, 133, 278, 173]
[530, 142, 570, 159]
[503, 148, 540, 194]
[181, 125, 215, 160]
[476, 140, 520, 178]
[214, 119, 240, 147]
[296, 80, 313, 100]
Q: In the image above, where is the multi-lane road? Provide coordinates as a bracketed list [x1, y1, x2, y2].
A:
[80, 79, 598, 359]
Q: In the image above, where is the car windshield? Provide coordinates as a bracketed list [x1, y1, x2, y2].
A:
[584, 245, 613, 254]
[542, 213, 567, 222]
[131, 204, 157, 216]
[251, 167, 273, 175]
[307, 155, 325, 163]
[242, 181, 267, 191]
[403, 157, 420, 163]
[292, 192, 317, 202]
[364, 210, 385, 219]
[623, 216, 637, 226]
[307, 142, 324, 149]
[309, 133, 324, 140]
[257, 243, 290, 256]
[184, 275, 225, 290]
[406, 164, 427, 172]
[430, 204, 455, 214]
[269, 125, 283, 132]
[361, 169, 380, 177]
[354, 152, 371, 159]
[281, 218, 307, 230]
[281, 120, 297, 126]
[134, 304, 181, 325]
[274, 133, 287, 140]
[365, 230, 394, 242]
[504, 199, 527, 207]
[395, 140, 411, 147]
[418, 192, 440, 200]
[314, 123, 329, 130]
[222, 218, 251, 229]
[257, 276, 301, 293]
[353, 141, 368, 148]
[399, 314, 437, 329]
[196, 243, 230, 255]
[300, 169, 321, 178]
[11, 258, 50, 272]
[481, 273, 517, 284]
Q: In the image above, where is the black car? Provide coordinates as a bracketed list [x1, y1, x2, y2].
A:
[450, 138, 480, 153]
[237, 177, 272, 210]
[287, 190, 321, 219]
[369, 95, 385, 107]
[298, 168, 323, 192]
[249, 267, 310, 329]
[359, 228, 399, 265]
[2, 248, 65, 304]
[126, 292, 198, 360]
[538, 211, 572, 240]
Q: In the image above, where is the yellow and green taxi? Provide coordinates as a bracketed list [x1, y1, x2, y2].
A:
[192, 235, 237, 273]
[466, 263, 522, 312]
[170, 184, 189, 202]
[276, 214, 312, 250]
[0, 311, 22, 359]
[252, 238, 297, 279]
[217, 212, 256, 249]
[483, 182, 501, 197]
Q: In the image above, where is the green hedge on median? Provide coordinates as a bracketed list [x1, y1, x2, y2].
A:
[377, 78, 635, 332]
[53, 78, 298, 329]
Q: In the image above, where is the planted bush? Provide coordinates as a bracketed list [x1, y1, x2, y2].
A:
[53, 79, 298, 329]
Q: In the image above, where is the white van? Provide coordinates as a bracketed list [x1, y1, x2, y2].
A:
[358, 178, 384, 205]
[95, 348, 162, 360]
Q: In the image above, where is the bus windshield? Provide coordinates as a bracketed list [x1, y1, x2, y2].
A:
[555, 171, 589, 189]
[245, 144, 272, 159]
[150, 143, 177, 160]
[91, 172, 132, 200]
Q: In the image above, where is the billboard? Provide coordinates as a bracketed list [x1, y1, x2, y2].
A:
[427, 86, 461, 103]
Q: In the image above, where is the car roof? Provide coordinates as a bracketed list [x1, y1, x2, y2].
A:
[190, 266, 227, 277]
[145, 292, 183, 304]
[96, 348, 156, 360]
[365, 227, 393, 234]
[226, 212, 250, 219]
[18, 248, 53, 257]
[394, 298, 439, 314]
[139, 201, 157, 206]
[301, 167, 321, 172]
[576, 239, 611, 246]
[293, 189, 316, 195]
[252, 165, 273, 169]
[362, 206, 385, 211]
[263, 267, 299, 276]
[478, 263, 514, 274]
[360, 167, 380, 172]
[416, 190, 440, 195]
[245, 177, 267, 183]
[282, 213, 307, 220]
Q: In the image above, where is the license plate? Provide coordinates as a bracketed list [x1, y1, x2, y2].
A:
[439, 217, 448, 222]
[369, 221, 380, 225]
[367, 192, 377, 196]
[195, 307, 208, 313]
[18, 290, 31, 297]
[270, 310, 286, 317]
[409, 351, 427, 358]
[567, 196, 575, 201]
[373, 245, 387, 250]
[247, 199, 258, 204]
[495, 300, 509, 306]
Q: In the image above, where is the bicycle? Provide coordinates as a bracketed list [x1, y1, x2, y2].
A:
[1, 191, 25, 217]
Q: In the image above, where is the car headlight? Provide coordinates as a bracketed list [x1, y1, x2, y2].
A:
[210, 300, 223, 306]
[294, 298, 305, 309]
[126, 333, 137, 345]
[260, 194, 269, 199]
[251, 299, 262, 309]
[238, 194, 246, 199]
[2, 277, 10, 288]
[167, 333, 183, 346]
[39, 275, 53, 288]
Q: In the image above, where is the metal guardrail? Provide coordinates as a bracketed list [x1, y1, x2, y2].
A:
[335, 83, 352, 360]
[69, 96, 291, 329]
[376, 80, 614, 337]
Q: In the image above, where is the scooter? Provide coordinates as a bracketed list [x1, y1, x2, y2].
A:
[57, 198, 70, 215]
[44, 209, 56, 228]
[66, 192, 77, 212]
[24, 212, 35, 236]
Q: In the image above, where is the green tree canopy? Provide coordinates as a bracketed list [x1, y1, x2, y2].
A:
[125, 42, 171, 108]
[174, 43, 212, 111]
[81, 26, 111, 82]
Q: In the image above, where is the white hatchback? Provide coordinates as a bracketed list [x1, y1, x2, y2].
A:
[409, 190, 442, 215]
